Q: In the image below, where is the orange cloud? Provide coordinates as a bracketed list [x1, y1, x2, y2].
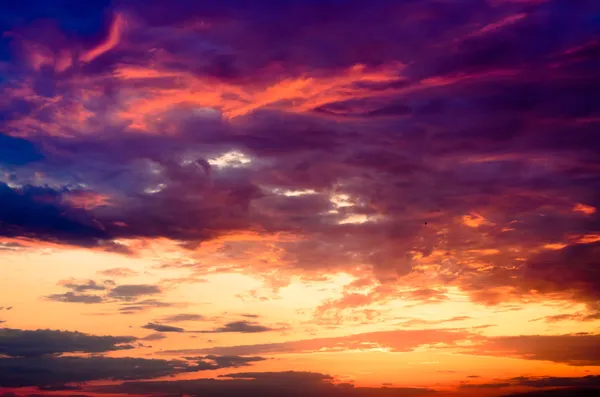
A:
[462, 213, 488, 228]
[573, 203, 597, 215]
[80, 13, 126, 63]
[115, 62, 404, 125]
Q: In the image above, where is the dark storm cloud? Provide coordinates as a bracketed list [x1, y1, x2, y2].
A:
[91, 370, 436, 397]
[0, 328, 135, 357]
[0, 0, 599, 311]
[0, 184, 108, 247]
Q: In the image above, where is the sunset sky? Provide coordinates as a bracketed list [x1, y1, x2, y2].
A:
[1, 1, 600, 396]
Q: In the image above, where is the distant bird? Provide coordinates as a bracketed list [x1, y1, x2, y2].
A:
[424, 222, 427, 225]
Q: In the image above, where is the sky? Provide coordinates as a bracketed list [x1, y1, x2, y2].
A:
[0, 0, 599, 396]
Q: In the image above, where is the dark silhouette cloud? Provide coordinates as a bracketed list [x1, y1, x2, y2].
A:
[97, 267, 139, 277]
[107, 284, 162, 301]
[60, 280, 107, 292]
[45, 292, 104, 304]
[0, 184, 108, 247]
[91, 370, 436, 396]
[463, 334, 600, 366]
[0, 328, 135, 357]
[160, 313, 205, 323]
[194, 321, 276, 334]
[142, 322, 185, 333]
[0, 352, 267, 388]
[461, 375, 600, 389]
[502, 388, 600, 397]
[140, 333, 167, 341]
[0, 356, 210, 388]
[118, 298, 179, 314]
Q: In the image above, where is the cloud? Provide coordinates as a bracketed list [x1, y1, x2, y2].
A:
[461, 375, 600, 389]
[160, 313, 205, 323]
[45, 292, 104, 304]
[142, 323, 185, 333]
[522, 242, 600, 303]
[398, 316, 473, 328]
[186, 355, 266, 369]
[140, 333, 167, 341]
[501, 388, 600, 397]
[45, 281, 173, 310]
[91, 370, 436, 396]
[163, 328, 472, 356]
[59, 280, 108, 292]
[0, 0, 599, 318]
[0, 328, 135, 357]
[194, 321, 276, 334]
[97, 267, 139, 277]
[118, 298, 180, 314]
[107, 284, 162, 301]
[0, 351, 266, 388]
[531, 312, 600, 323]
[141, 320, 276, 334]
[0, 356, 202, 388]
[0, 184, 108, 247]
[79, 13, 126, 63]
[464, 334, 600, 366]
